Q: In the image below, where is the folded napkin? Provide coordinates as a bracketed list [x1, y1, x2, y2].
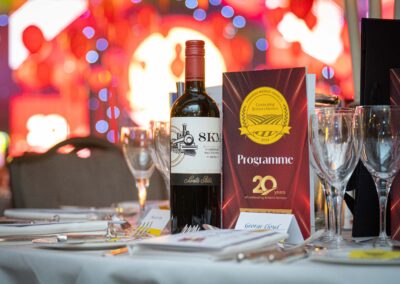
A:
[0, 220, 109, 237]
[129, 229, 288, 261]
[3, 208, 108, 221]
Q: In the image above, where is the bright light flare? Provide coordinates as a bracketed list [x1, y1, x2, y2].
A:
[128, 27, 226, 126]
[26, 114, 69, 152]
[277, 0, 343, 64]
[9, 0, 87, 69]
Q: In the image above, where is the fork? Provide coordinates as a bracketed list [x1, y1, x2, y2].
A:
[181, 225, 201, 233]
[131, 221, 153, 239]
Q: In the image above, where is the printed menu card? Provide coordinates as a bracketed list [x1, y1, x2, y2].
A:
[222, 67, 314, 238]
[390, 68, 400, 240]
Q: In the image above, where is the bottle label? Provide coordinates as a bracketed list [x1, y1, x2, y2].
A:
[171, 117, 221, 179]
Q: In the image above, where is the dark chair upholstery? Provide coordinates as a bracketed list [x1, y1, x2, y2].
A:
[7, 136, 167, 208]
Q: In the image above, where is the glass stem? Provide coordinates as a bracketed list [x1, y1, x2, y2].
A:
[372, 177, 393, 242]
[322, 179, 334, 236]
[136, 178, 149, 213]
[326, 195, 334, 235]
[161, 172, 170, 199]
[331, 188, 344, 243]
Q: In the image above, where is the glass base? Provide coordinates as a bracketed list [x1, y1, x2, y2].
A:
[313, 234, 364, 250]
[319, 230, 334, 243]
[356, 237, 396, 248]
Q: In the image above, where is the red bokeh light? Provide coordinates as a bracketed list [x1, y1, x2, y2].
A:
[22, 25, 45, 54]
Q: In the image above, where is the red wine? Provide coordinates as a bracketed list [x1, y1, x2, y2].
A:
[170, 40, 221, 234]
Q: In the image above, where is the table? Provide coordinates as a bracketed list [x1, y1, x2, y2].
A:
[0, 243, 399, 284]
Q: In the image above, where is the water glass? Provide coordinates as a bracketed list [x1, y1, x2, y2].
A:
[309, 111, 361, 246]
[120, 126, 155, 213]
[356, 105, 400, 246]
[309, 107, 354, 242]
[153, 121, 170, 196]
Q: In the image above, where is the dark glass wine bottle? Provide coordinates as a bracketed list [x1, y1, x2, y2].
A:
[170, 40, 221, 234]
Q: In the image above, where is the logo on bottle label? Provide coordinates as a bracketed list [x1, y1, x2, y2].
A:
[239, 87, 290, 145]
[171, 123, 198, 165]
[171, 117, 221, 174]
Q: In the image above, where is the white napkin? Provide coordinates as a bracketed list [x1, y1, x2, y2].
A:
[0, 220, 109, 237]
[129, 230, 288, 261]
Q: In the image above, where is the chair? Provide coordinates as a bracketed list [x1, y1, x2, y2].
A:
[7, 136, 167, 208]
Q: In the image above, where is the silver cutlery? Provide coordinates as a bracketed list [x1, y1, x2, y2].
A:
[236, 229, 325, 263]
[181, 225, 201, 233]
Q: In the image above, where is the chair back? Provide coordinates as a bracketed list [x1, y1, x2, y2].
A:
[8, 136, 166, 208]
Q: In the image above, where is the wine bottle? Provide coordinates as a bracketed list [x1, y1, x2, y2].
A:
[170, 40, 221, 234]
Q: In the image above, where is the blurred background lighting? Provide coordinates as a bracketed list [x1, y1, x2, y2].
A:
[96, 38, 108, 51]
[322, 66, 335, 79]
[2, 0, 363, 154]
[9, 0, 87, 69]
[98, 88, 108, 102]
[88, 98, 100, 111]
[95, 120, 109, 134]
[265, 0, 285, 9]
[26, 114, 69, 151]
[193, 9, 207, 21]
[232, 15, 246, 28]
[209, 0, 222, 6]
[107, 106, 120, 119]
[107, 130, 117, 143]
[223, 24, 237, 39]
[0, 15, 8, 27]
[256, 38, 268, 51]
[221, 6, 234, 18]
[82, 26, 95, 39]
[128, 27, 226, 126]
[86, 50, 99, 64]
[185, 0, 198, 9]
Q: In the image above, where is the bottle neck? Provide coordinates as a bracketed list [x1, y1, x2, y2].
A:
[185, 52, 205, 94]
[184, 80, 205, 94]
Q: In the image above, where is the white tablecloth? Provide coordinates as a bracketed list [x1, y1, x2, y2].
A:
[0, 244, 399, 284]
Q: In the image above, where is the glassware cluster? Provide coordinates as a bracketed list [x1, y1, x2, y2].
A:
[309, 105, 400, 247]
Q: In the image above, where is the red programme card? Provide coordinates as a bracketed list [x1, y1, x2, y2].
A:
[222, 67, 312, 238]
[390, 68, 400, 240]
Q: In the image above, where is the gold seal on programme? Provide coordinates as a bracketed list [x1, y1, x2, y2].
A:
[239, 87, 290, 145]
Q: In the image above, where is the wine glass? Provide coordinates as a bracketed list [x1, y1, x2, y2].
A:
[309, 150, 334, 241]
[356, 105, 400, 246]
[149, 121, 163, 169]
[153, 121, 170, 197]
[309, 107, 354, 242]
[309, 111, 361, 246]
[120, 126, 155, 214]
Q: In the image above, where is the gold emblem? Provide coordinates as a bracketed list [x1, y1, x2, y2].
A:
[239, 87, 290, 145]
[252, 175, 277, 196]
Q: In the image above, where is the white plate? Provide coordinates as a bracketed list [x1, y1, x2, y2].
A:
[32, 238, 130, 250]
[310, 250, 400, 265]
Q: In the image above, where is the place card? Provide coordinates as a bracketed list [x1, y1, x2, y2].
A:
[140, 209, 170, 236]
[234, 212, 304, 244]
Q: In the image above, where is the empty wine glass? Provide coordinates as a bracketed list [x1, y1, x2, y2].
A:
[310, 107, 355, 242]
[120, 126, 155, 214]
[309, 111, 361, 246]
[153, 121, 170, 197]
[149, 121, 163, 169]
[356, 105, 400, 246]
[309, 150, 334, 241]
